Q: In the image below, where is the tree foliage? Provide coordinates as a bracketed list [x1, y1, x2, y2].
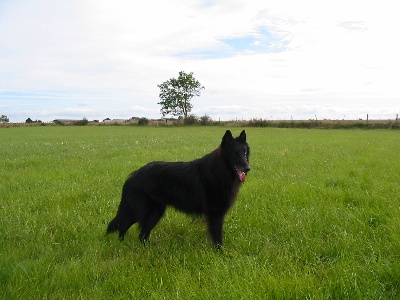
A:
[157, 71, 204, 118]
[138, 117, 149, 126]
[1, 115, 9, 123]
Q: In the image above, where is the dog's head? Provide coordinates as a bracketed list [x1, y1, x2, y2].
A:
[221, 130, 251, 182]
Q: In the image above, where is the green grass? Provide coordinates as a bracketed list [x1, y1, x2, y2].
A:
[1, 126, 400, 299]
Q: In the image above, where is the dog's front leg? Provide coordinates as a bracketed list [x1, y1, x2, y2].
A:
[207, 214, 225, 249]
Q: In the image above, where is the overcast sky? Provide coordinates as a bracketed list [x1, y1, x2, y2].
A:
[1, 0, 399, 122]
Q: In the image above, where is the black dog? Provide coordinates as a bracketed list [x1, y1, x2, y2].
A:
[107, 130, 250, 248]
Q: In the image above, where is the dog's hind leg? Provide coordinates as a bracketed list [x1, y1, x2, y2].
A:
[138, 204, 166, 244]
[117, 211, 138, 241]
[108, 199, 141, 241]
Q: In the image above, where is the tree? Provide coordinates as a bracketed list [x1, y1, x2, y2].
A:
[138, 117, 149, 126]
[0, 115, 9, 123]
[74, 117, 89, 126]
[157, 71, 205, 118]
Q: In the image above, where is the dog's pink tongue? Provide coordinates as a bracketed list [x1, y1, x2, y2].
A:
[237, 170, 246, 182]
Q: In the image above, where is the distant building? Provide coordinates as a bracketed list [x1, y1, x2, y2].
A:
[102, 119, 127, 123]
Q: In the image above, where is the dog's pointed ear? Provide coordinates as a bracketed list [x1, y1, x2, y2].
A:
[238, 130, 246, 143]
[221, 130, 233, 148]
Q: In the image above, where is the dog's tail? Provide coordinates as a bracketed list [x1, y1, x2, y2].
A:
[106, 216, 119, 234]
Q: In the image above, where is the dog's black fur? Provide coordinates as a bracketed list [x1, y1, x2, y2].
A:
[106, 130, 250, 248]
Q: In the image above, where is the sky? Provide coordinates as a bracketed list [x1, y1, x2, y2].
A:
[1, 0, 399, 122]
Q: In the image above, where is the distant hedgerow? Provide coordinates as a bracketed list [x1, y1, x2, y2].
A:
[138, 117, 149, 126]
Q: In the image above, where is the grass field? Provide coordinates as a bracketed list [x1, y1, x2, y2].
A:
[1, 126, 400, 299]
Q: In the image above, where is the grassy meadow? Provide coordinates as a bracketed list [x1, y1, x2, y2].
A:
[1, 126, 400, 299]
